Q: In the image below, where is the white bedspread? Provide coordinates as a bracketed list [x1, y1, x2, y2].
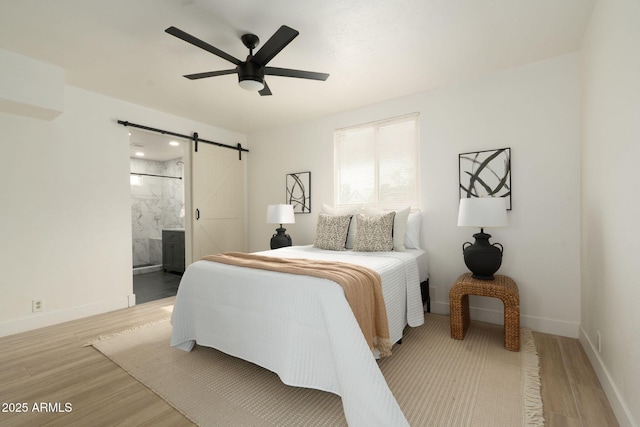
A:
[170, 245, 427, 426]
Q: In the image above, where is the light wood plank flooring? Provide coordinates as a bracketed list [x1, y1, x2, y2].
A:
[533, 331, 619, 426]
[0, 299, 619, 426]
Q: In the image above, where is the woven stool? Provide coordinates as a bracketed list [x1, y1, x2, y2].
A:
[449, 273, 520, 351]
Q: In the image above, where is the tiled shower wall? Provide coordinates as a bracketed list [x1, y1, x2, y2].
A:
[130, 158, 184, 268]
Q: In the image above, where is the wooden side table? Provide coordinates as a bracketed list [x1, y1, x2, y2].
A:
[449, 273, 520, 351]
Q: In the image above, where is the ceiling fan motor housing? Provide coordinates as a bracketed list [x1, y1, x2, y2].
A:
[238, 61, 265, 86]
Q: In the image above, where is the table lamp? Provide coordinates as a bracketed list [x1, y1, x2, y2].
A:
[266, 204, 295, 249]
[457, 197, 508, 280]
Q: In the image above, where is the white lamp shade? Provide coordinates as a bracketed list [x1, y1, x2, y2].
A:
[457, 197, 508, 228]
[266, 204, 295, 224]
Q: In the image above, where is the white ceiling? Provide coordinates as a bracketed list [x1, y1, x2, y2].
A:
[0, 0, 595, 140]
[128, 128, 186, 161]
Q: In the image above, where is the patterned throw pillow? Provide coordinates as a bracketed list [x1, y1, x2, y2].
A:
[352, 212, 396, 252]
[321, 203, 360, 249]
[314, 213, 353, 250]
[364, 206, 410, 251]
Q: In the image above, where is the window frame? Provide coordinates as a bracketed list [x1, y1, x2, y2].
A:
[333, 113, 420, 211]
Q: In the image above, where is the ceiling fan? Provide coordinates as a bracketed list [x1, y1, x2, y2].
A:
[165, 25, 329, 96]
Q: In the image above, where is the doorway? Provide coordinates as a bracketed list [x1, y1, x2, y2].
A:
[126, 125, 247, 303]
[129, 129, 186, 303]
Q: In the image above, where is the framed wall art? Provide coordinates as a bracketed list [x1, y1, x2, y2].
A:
[459, 147, 511, 210]
[286, 171, 311, 213]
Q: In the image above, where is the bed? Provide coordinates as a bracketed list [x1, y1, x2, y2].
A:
[170, 243, 428, 426]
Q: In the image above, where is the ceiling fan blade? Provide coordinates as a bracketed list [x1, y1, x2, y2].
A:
[251, 25, 299, 66]
[265, 67, 329, 81]
[165, 26, 241, 66]
[184, 69, 237, 80]
[259, 81, 272, 96]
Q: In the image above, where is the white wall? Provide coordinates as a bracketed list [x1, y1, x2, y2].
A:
[248, 53, 581, 338]
[580, 0, 640, 425]
[0, 48, 64, 120]
[0, 57, 246, 336]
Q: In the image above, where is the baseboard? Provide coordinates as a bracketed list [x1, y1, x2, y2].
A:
[579, 327, 635, 427]
[132, 264, 163, 275]
[431, 300, 580, 338]
[0, 297, 130, 338]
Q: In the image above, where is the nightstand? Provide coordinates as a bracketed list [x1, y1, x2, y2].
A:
[449, 273, 520, 351]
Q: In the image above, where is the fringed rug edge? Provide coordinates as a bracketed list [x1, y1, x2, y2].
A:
[521, 328, 545, 426]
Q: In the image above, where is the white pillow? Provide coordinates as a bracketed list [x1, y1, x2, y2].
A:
[364, 206, 410, 251]
[404, 211, 422, 249]
[321, 203, 351, 216]
[321, 203, 360, 249]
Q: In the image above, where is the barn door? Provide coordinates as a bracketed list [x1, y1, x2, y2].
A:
[191, 143, 245, 260]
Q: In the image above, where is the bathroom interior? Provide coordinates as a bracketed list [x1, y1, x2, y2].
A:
[129, 129, 185, 303]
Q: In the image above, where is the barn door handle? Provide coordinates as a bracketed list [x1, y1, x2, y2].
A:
[195, 208, 200, 220]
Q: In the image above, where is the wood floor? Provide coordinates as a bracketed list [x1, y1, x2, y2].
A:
[0, 297, 619, 426]
[533, 331, 619, 426]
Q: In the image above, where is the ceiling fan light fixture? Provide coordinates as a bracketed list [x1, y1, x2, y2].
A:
[238, 77, 265, 92]
[166, 25, 328, 96]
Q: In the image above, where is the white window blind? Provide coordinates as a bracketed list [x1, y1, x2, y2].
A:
[334, 113, 419, 210]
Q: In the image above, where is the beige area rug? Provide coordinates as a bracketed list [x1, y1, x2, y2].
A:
[90, 313, 543, 426]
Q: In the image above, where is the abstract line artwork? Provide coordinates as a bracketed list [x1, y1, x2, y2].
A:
[459, 148, 512, 210]
[286, 171, 311, 213]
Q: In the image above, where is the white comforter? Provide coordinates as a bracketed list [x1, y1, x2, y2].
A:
[170, 245, 427, 426]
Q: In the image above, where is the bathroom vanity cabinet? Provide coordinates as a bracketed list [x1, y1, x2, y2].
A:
[162, 229, 185, 273]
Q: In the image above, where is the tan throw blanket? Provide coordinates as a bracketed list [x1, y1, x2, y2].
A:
[202, 252, 392, 357]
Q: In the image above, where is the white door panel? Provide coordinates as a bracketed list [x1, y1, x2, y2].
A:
[192, 143, 245, 260]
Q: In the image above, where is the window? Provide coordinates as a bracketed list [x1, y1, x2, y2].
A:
[334, 113, 419, 210]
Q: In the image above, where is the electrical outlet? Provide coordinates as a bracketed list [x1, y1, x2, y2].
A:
[32, 299, 43, 313]
[596, 330, 602, 353]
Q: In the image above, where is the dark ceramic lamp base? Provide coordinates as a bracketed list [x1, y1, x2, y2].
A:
[462, 230, 504, 280]
[270, 227, 292, 249]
